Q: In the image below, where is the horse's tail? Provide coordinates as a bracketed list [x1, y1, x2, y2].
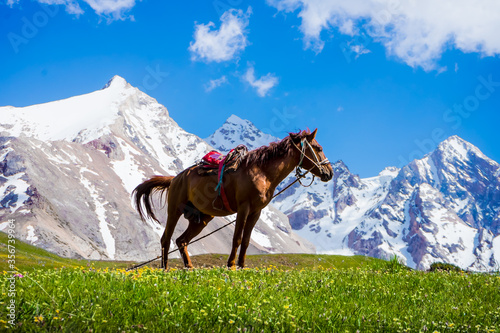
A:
[133, 175, 174, 224]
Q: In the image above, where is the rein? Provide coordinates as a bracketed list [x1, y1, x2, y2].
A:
[127, 138, 326, 271]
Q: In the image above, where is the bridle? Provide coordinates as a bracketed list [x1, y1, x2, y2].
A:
[293, 138, 330, 186]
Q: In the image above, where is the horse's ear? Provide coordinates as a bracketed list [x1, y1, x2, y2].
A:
[307, 128, 318, 141]
[289, 131, 302, 144]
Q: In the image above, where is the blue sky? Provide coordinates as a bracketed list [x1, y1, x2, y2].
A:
[1, 0, 499, 177]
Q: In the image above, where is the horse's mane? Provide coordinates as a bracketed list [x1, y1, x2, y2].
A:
[243, 130, 310, 167]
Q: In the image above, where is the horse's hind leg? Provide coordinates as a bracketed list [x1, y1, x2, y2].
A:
[160, 207, 182, 270]
[176, 214, 213, 268]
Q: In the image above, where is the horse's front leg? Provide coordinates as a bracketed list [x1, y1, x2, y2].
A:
[227, 207, 249, 269]
[237, 210, 261, 268]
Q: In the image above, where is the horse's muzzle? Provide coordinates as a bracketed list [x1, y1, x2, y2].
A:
[320, 168, 333, 182]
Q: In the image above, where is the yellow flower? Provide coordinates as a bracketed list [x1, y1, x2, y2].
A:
[229, 320, 235, 324]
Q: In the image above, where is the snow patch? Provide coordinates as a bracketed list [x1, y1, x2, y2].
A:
[0, 173, 30, 212]
[0, 146, 13, 161]
[26, 225, 38, 244]
[0, 221, 11, 231]
[110, 138, 147, 193]
[251, 228, 273, 250]
[80, 173, 116, 259]
[492, 235, 500, 268]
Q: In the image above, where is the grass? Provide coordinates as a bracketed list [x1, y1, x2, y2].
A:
[0, 232, 131, 271]
[1, 233, 500, 332]
[0, 231, 384, 272]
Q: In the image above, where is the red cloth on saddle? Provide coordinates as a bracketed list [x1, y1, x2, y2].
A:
[201, 150, 224, 168]
[200, 150, 234, 213]
[217, 159, 233, 213]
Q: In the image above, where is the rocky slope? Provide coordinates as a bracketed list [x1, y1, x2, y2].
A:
[0, 76, 314, 261]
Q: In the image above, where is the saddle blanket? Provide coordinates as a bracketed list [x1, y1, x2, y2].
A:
[201, 150, 224, 168]
[197, 145, 248, 176]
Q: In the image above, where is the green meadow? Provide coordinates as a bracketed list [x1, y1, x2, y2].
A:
[1, 233, 499, 332]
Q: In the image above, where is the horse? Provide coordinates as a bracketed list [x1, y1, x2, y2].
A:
[133, 129, 333, 269]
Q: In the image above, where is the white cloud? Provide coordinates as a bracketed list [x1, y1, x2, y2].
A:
[189, 7, 251, 63]
[83, 0, 136, 20]
[244, 65, 278, 97]
[38, 0, 84, 15]
[346, 41, 370, 59]
[205, 76, 228, 92]
[7, 0, 136, 20]
[267, 0, 500, 71]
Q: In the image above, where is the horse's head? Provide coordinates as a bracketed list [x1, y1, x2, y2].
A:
[292, 129, 333, 182]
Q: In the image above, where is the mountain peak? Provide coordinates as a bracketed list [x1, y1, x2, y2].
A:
[224, 114, 258, 131]
[436, 135, 484, 160]
[205, 115, 279, 153]
[379, 166, 400, 177]
[441, 134, 468, 146]
[332, 159, 349, 171]
[102, 75, 129, 90]
[0, 75, 136, 143]
[226, 114, 245, 124]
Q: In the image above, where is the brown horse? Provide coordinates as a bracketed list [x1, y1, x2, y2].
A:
[134, 129, 333, 269]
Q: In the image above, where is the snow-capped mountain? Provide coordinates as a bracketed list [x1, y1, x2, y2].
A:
[349, 136, 500, 271]
[206, 117, 500, 271]
[0, 76, 314, 261]
[205, 114, 279, 153]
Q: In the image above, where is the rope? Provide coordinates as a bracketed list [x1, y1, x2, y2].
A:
[127, 169, 311, 272]
[126, 168, 313, 271]
[126, 219, 236, 271]
[127, 140, 325, 271]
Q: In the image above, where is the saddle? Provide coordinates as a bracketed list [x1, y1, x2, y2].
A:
[196, 145, 248, 213]
[197, 145, 248, 176]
